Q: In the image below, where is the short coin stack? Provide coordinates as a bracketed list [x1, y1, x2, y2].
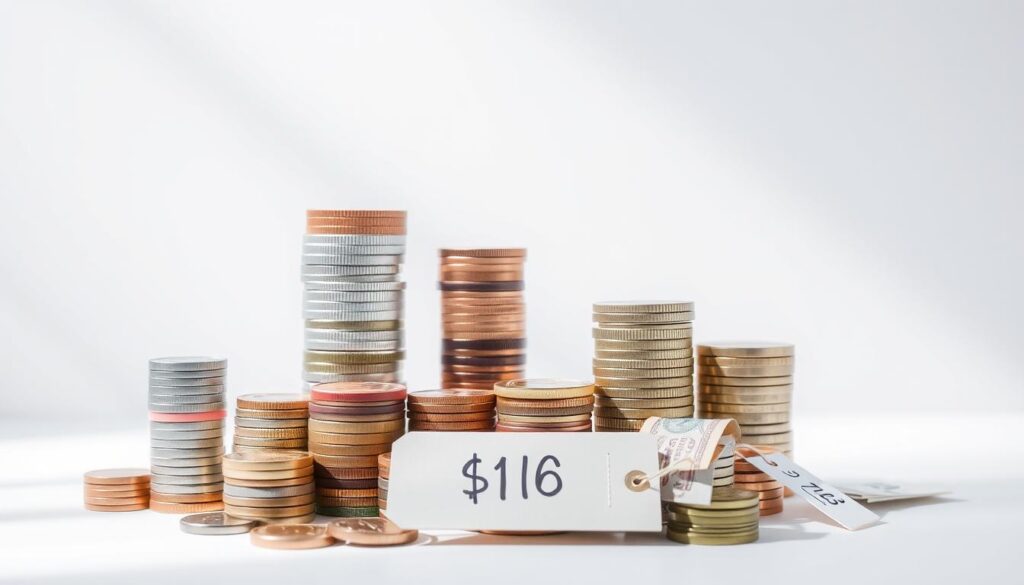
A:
[307, 381, 407, 517]
[83, 469, 150, 512]
[407, 389, 496, 431]
[439, 248, 526, 390]
[377, 452, 390, 512]
[148, 356, 227, 513]
[494, 379, 594, 432]
[713, 438, 736, 488]
[696, 342, 795, 454]
[592, 302, 695, 432]
[233, 394, 309, 452]
[735, 447, 785, 515]
[302, 210, 407, 391]
[664, 486, 760, 545]
[222, 451, 316, 524]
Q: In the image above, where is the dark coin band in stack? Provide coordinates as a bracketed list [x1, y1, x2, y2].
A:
[407, 389, 496, 431]
[494, 379, 594, 432]
[233, 394, 309, 452]
[303, 210, 406, 391]
[148, 356, 226, 514]
[592, 302, 695, 432]
[439, 248, 526, 390]
[222, 451, 316, 524]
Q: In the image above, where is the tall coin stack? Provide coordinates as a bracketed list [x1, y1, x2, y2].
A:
[664, 486, 760, 545]
[307, 381, 407, 517]
[439, 248, 526, 390]
[591, 302, 695, 432]
[696, 342, 795, 455]
[377, 452, 391, 512]
[222, 451, 316, 524]
[735, 447, 785, 515]
[494, 379, 594, 432]
[233, 394, 309, 452]
[302, 210, 407, 391]
[148, 357, 226, 514]
[407, 389, 496, 431]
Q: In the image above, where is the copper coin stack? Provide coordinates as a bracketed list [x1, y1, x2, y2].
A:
[591, 302, 695, 432]
[407, 389, 496, 432]
[307, 381, 407, 517]
[222, 451, 316, 524]
[439, 248, 526, 390]
[148, 357, 227, 514]
[735, 447, 785, 515]
[696, 342, 795, 455]
[302, 210, 406, 391]
[377, 452, 391, 512]
[494, 379, 595, 432]
[233, 394, 309, 452]
[83, 469, 150, 512]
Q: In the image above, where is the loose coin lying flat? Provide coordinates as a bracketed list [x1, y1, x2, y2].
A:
[326, 517, 418, 546]
[180, 512, 258, 535]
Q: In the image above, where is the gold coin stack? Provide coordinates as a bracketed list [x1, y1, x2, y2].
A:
[591, 301, 695, 432]
[302, 210, 406, 391]
[308, 381, 407, 517]
[696, 342, 795, 454]
[439, 248, 526, 390]
[83, 469, 150, 512]
[735, 447, 785, 515]
[407, 389, 496, 431]
[664, 486, 760, 545]
[494, 379, 594, 432]
[222, 451, 316, 524]
[377, 452, 390, 512]
[233, 394, 309, 452]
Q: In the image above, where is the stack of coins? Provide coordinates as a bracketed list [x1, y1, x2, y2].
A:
[494, 379, 594, 432]
[83, 469, 150, 512]
[439, 248, 526, 390]
[148, 357, 227, 513]
[735, 447, 785, 515]
[407, 389, 496, 431]
[302, 210, 406, 391]
[377, 452, 390, 512]
[591, 302, 695, 432]
[233, 394, 309, 452]
[222, 451, 316, 524]
[713, 438, 736, 488]
[664, 486, 760, 545]
[696, 342, 795, 454]
[307, 381, 407, 517]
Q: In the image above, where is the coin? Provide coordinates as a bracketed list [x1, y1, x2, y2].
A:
[224, 483, 315, 498]
[596, 386, 693, 399]
[593, 367, 693, 379]
[84, 503, 149, 512]
[148, 500, 224, 513]
[593, 301, 695, 314]
[223, 493, 316, 508]
[593, 311, 695, 324]
[150, 357, 227, 371]
[235, 407, 307, 420]
[222, 450, 313, 470]
[667, 487, 760, 511]
[440, 248, 526, 258]
[233, 427, 307, 440]
[409, 420, 496, 431]
[698, 355, 795, 367]
[592, 417, 645, 431]
[180, 512, 257, 535]
[314, 505, 379, 517]
[236, 394, 308, 410]
[250, 524, 335, 549]
[494, 379, 594, 400]
[327, 517, 418, 545]
[593, 406, 694, 419]
[700, 402, 790, 414]
[697, 342, 794, 358]
[592, 327, 692, 341]
[84, 468, 151, 485]
[700, 365, 794, 377]
[311, 381, 407, 402]
[665, 528, 758, 545]
[594, 377, 691, 389]
[697, 375, 793, 387]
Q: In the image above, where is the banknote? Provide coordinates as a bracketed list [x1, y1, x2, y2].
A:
[837, 481, 949, 503]
[641, 417, 740, 505]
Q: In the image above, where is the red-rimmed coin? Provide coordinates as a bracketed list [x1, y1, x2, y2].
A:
[311, 382, 407, 403]
[148, 410, 227, 423]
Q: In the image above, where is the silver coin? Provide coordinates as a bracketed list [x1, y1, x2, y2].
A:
[712, 476, 735, 487]
[378, 478, 389, 490]
[150, 481, 223, 494]
[303, 328, 403, 342]
[150, 446, 225, 459]
[301, 253, 404, 266]
[303, 372, 401, 385]
[234, 417, 308, 429]
[303, 290, 403, 303]
[149, 357, 227, 372]
[151, 472, 224, 486]
[149, 420, 225, 432]
[148, 376, 226, 387]
[302, 310, 402, 321]
[180, 512, 257, 536]
[151, 464, 223, 476]
[302, 274, 401, 283]
[145, 368, 227, 379]
[149, 401, 227, 414]
[149, 454, 223, 467]
[304, 340, 402, 352]
[148, 393, 225, 405]
[149, 437, 224, 449]
[303, 300, 403, 312]
[302, 280, 405, 292]
[222, 483, 315, 499]
[303, 234, 405, 246]
[302, 244, 405, 256]
[301, 264, 398, 276]
[303, 365, 401, 377]
[147, 385, 227, 397]
[150, 429, 224, 440]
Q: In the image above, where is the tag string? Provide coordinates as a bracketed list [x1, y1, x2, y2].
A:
[735, 443, 779, 466]
[632, 442, 776, 487]
[632, 443, 727, 486]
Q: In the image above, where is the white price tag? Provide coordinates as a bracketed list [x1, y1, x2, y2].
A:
[740, 450, 880, 530]
[386, 432, 663, 532]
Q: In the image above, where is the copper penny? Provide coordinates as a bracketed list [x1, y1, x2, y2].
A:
[316, 496, 379, 507]
[496, 422, 591, 432]
[408, 420, 495, 431]
[408, 411, 496, 422]
[314, 465, 379, 480]
[149, 500, 224, 514]
[308, 442, 392, 456]
[316, 487, 378, 498]
[84, 503, 149, 512]
[327, 517, 418, 546]
[250, 524, 335, 549]
[83, 468, 151, 486]
[147, 490, 224, 503]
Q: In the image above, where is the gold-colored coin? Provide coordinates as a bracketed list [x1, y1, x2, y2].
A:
[594, 377, 691, 389]
[593, 366, 693, 379]
[592, 326, 692, 341]
[232, 437, 308, 448]
[667, 517, 759, 531]
[236, 393, 308, 410]
[697, 356, 795, 367]
[327, 517, 419, 546]
[699, 411, 789, 425]
[495, 405, 592, 417]
[593, 417, 645, 431]
[594, 349, 693, 360]
[308, 418, 405, 434]
[738, 422, 791, 434]
[222, 450, 313, 470]
[225, 503, 316, 518]
[493, 379, 595, 400]
[665, 527, 759, 545]
[312, 412, 404, 423]
[308, 442, 392, 456]
[697, 375, 793, 387]
[596, 386, 693, 399]
[306, 209, 406, 218]
[667, 504, 761, 519]
[308, 429, 404, 446]
[303, 362, 400, 375]
[496, 395, 593, 409]
[592, 358, 693, 369]
[317, 488, 378, 498]
[233, 427, 308, 440]
[305, 319, 401, 331]
[222, 466, 314, 481]
[697, 391, 791, 405]
[699, 365, 794, 378]
[592, 301, 694, 314]
[250, 523, 335, 549]
[408, 411, 497, 422]
[84, 502, 150, 512]
[223, 475, 313, 488]
[699, 383, 793, 394]
[407, 389, 496, 405]
[666, 486, 760, 511]
[497, 413, 592, 424]
[595, 396, 694, 409]
[222, 494, 316, 508]
[699, 403, 791, 414]
[312, 453, 382, 468]
[594, 338, 692, 351]
[84, 495, 150, 506]
[236, 407, 309, 420]
[304, 350, 404, 365]
[593, 312, 694, 325]
[697, 342, 794, 358]
[594, 406, 694, 419]
[149, 500, 224, 514]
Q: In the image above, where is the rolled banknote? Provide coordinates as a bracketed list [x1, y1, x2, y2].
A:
[640, 417, 739, 505]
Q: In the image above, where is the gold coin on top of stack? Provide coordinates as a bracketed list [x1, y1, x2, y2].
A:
[696, 342, 795, 455]
[233, 393, 309, 452]
[439, 248, 526, 390]
[664, 486, 760, 545]
[83, 469, 151, 512]
[222, 450, 316, 524]
[377, 452, 390, 511]
[592, 302, 695, 432]
[494, 379, 594, 432]
[307, 381, 407, 517]
[407, 389, 496, 431]
[734, 446, 785, 515]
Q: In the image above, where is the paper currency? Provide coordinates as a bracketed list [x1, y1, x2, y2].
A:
[640, 417, 740, 505]
[837, 481, 949, 503]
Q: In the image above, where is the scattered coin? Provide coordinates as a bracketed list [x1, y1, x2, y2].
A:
[327, 517, 418, 546]
[180, 512, 258, 535]
[250, 524, 335, 549]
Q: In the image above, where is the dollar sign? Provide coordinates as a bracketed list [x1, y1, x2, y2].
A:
[462, 452, 488, 504]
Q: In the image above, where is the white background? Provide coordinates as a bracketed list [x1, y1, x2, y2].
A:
[2, 0, 1022, 424]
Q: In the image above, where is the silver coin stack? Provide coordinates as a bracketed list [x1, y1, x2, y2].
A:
[301, 212, 406, 390]
[713, 436, 736, 487]
[148, 356, 226, 512]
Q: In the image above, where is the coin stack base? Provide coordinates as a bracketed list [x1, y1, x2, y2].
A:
[83, 469, 151, 512]
[592, 302, 695, 432]
[377, 452, 390, 511]
[407, 389, 496, 432]
[665, 486, 760, 545]
[233, 394, 309, 452]
[735, 447, 785, 515]
[222, 451, 316, 524]
[495, 379, 594, 432]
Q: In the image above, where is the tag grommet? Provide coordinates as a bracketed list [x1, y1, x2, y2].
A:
[625, 470, 649, 492]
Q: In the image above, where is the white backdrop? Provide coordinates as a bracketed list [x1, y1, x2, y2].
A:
[1, 0, 1021, 424]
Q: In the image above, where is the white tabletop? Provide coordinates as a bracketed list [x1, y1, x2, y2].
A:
[3, 414, 1018, 584]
